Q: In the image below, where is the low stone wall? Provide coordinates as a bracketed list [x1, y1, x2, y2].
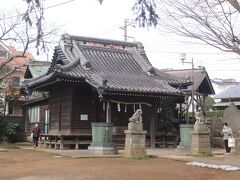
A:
[212, 137, 240, 153]
[211, 137, 224, 148]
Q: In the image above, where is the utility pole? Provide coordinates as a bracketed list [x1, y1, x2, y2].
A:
[180, 53, 195, 124]
[124, 19, 128, 41]
[120, 19, 135, 42]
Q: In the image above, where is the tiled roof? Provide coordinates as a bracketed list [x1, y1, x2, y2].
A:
[154, 68, 187, 85]
[70, 35, 138, 48]
[24, 35, 185, 96]
[163, 68, 215, 95]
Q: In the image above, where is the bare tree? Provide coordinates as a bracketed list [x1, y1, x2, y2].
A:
[23, 0, 240, 56]
[132, 0, 159, 27]
[148, 0, 240, 55]
[0, 1, 58, 116]
[0, 2, 58, 80]
[227, 0, 240, 12]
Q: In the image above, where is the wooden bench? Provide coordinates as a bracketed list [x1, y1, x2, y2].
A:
[41, 134, 91, 150]
[155, 134, 179, 148]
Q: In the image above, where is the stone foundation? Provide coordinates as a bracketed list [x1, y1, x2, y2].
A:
[191, 131, 211, 154]
[124, 122, 147, 159]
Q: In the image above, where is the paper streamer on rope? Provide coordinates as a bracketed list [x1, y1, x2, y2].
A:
[117, 102, 121, 112]
[103, 102, 105, 111]
[109, 100, 152, 107]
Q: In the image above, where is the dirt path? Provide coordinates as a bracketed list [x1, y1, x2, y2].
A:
[0, 149, 239, 180]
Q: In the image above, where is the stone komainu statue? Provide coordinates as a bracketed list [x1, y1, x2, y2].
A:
[129, 109, 143, 123]
[194, 111, 209, 132]
[195, 111, 204, 123]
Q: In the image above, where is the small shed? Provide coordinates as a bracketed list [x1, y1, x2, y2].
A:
[163, 67, 215, 119]
[22, 60, 51, 134]
[24, 60, 51, 79]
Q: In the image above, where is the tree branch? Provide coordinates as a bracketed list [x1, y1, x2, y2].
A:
[0, 68, 17, 81]
[157, 0, 240, 56]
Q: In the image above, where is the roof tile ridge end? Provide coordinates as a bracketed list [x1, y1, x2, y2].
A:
[72, 40, 91, 69]
[53, 45, 81, 73]
[129, 48, 154, 73]
[56, 56, 80, 73]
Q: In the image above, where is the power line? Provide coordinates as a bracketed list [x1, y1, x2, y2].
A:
[45, 0, 76, 10]
[146, 49, 236, 55]
[0, 0, 76, 20]
[207, 69, 240, 71]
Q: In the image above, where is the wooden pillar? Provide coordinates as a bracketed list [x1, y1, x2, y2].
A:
[106, 101, 111, 123]
[43, 136, 46, 148]
[54, 137, 57, 149]
[75, 137, 79, 150]
[92, 98, 97, 122]
[185, 95, 189, 123]
[180, 103, 183, 122]
[48, 94, 51, 133]
[196, 95, 199, 111]
[203, 96, 206, 116]
[49, 137, 52, 149]
[59, 94, 61, 131]
[60, 136, 64, 150]
[150, 106, 156, 148]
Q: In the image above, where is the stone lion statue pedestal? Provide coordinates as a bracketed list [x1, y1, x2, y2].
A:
[124, 109, 147, 159]
[191, 112, 211, 154]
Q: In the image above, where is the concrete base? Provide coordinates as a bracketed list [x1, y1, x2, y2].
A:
[88, 146, 117, 155]
[176, 144, 191, 152]
[191, 130, 211, 154]
[178, 124, 194, 149]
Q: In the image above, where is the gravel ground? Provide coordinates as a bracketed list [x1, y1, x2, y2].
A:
[0, 148, 240, 180]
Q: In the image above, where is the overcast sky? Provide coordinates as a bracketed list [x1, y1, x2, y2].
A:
[2, 0, 240, 81]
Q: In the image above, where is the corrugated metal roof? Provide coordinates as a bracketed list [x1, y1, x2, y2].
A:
[214, 85, 240, 99]
[28, 62, 51, 78]
[213, 101, 240, 107]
